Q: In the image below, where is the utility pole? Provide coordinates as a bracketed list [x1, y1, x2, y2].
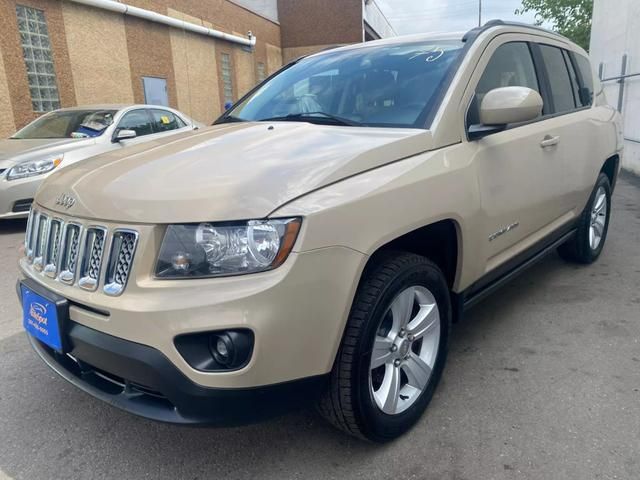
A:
[478, 0, 482, 27]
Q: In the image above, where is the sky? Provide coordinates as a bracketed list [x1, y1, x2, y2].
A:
[375, 0, 542, 35]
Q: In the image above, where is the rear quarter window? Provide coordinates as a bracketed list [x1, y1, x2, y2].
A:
[150, 110, 186, 132]
[574, 54, 595, 106]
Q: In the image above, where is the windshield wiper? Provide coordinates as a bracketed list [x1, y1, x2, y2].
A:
[214, 115, 247, 125]
[259, 112, 361, 127]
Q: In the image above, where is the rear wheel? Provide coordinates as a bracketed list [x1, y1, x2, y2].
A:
[318, 252, 451, 442]
[558, 173, 612, 264]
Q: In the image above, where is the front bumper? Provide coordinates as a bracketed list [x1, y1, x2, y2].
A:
[0, 175, 41, 218]
[27, 320, 328, 425]
[20, 219, 365, 390]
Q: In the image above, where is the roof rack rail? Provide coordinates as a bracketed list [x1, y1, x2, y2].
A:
[462, 19, 565, 43]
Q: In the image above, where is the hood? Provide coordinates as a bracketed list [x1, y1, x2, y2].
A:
[0, 137, 94, 170]
[36, 122, 432, 223]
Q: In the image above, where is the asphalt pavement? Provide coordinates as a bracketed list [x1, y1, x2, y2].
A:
[0, 173, 638, 480]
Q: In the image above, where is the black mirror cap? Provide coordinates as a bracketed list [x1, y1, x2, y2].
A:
[468, 123, 506, 141]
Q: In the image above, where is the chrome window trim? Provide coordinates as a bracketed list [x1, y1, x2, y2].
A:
[103, 229, 139, 297]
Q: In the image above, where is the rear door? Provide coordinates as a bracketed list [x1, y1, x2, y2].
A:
[531, 42, 600, 215]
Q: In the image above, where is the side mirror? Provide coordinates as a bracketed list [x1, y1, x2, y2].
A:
[114, 129, 137, 142]
[469, 86, 543, 140]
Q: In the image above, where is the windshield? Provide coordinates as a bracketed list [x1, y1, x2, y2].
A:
[224, 40, 464, 128]
[12, 109, 117, 139]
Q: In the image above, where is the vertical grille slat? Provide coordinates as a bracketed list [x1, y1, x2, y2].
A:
[23, 210, 138, 295]
[104, 230, 138, 296]
[25, 209, 35, 261]
[44, 219, 62, 278]
[78, 227, 107, 291]
[33, 214, 49, 271]
[59, 223, 82, 284]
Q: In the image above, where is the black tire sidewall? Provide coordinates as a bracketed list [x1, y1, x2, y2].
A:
[353, 259, 451, 442]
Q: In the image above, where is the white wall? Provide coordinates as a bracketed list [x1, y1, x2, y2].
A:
[364, 0, 396, 38]
[229, 0, 279, 23]
[590, 0, 640, 174]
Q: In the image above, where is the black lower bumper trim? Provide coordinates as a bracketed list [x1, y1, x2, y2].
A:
[28, 321, 328, 426]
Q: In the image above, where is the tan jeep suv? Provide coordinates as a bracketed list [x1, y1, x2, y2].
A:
[18, 21, 622, 442]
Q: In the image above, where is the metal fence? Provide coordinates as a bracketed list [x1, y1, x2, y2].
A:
[599, 54, 640, 144]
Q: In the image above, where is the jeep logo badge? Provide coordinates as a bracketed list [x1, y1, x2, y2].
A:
[55, 193, 76, 209]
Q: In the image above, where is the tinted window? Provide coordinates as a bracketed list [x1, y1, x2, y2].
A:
[150, 109, 186, 132]
[574, 54, 594, 106]
[117, 110, 154, 137]
[539, 45, 576, 113]
[227, 40, 465, 128]
[563, 50, 582, 107]
[469, 42, 540, 125]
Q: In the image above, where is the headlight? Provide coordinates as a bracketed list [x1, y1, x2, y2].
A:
[7, 154, 64, 180]
[155, 218, 302, 278]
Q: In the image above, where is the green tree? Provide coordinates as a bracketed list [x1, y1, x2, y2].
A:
[516, 0, 593, 51]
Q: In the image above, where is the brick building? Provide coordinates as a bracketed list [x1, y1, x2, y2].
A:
[0, 0, 393, 138]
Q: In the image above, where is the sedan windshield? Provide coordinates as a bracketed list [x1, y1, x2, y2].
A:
[223, 40, 464, 129]
[12, 109, 117, 139]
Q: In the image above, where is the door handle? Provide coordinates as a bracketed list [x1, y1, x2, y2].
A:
[540, 135, 560, 148]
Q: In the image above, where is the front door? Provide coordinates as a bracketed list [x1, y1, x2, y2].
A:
[466, 40, 569, 275]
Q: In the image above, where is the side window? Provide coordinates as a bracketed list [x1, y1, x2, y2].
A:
[468, 42, 540, 125]
[563, 50, 582, 107]
[116, 110, 154, 137]
[150, 109, 186, 132]
[539, 45, 576, 113]
[574, 54, 594, 106]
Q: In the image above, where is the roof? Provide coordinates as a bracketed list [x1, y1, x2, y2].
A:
[54, 104, 132, 111]
[303, 19, 580, 60]
[53, 104, 183, 112]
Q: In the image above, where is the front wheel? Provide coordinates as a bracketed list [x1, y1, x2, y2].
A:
[318, 252, 451, 442]
[558, 173, 612, 264]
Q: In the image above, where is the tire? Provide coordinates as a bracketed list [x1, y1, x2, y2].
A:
[318, 251, 451, 442]
[558, 173, 612, 264]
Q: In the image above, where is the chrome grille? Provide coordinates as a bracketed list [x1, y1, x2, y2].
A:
[78, 227, 106, 291]
[24, 209, 138, 294]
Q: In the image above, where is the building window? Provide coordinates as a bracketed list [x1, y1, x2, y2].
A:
[221, 53, 234, 106]
[257, 62, 266, 83]
[16, 5, 60, 112]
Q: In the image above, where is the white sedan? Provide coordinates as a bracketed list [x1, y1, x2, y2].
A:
[0, 104, 201, 219]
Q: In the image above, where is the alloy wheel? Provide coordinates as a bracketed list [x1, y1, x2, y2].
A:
[589, 186, 607, 251]
[369, 285, 441, 415]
